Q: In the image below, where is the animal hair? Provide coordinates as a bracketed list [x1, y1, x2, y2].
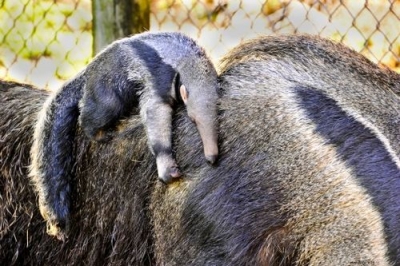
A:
[218, 36, 400, 262]
[29, 31, 219, 239]
[1, 34, 399, 265]
[219, 34, 400, 167]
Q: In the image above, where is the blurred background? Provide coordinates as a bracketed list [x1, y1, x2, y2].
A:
[1, 0, 400, 90]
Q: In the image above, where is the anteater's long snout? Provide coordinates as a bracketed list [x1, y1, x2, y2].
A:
[195, 116, 219, 165]
[183, 82, 219, 165]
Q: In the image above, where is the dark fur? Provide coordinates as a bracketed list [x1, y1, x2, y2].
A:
[1, 82, 155, 265]
[1, 34, 400, 265]
[30, 32, 219, 239]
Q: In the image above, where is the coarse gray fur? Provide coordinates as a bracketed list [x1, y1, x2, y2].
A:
[218, 35, 400, 262]
[1, 34, 399, 265]
[220, 34, 400, 167]
[29, 31, 219, 240]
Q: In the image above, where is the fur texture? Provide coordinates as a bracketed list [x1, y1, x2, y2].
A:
[29, 31, 219, 239]
[219, 34, 400, 166]
[218, 34, 400, 263]
[1, 34, 399, 265]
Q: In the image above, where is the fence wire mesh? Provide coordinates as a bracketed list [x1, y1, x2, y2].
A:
[1, 0, 400, 90]
[0, 0, 92, 89]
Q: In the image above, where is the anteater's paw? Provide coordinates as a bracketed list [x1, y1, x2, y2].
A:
[156, 156, 182, 184]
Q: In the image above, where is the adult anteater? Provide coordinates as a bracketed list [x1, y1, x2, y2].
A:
[1, 34, 400, 265]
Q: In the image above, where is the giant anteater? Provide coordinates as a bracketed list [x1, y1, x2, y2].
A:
[1, 34, 399, 265]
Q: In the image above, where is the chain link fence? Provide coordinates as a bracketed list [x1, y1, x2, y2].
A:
[0, 0, 92, 89]
[1, 0, 400, 90]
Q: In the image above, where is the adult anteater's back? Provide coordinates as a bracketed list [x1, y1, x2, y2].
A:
[0, 81, 49, 264]
[151, 55, 393, 265]
[1, 35, 399, 265]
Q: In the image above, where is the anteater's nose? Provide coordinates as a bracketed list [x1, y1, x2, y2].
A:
[205, 154, 218, 165]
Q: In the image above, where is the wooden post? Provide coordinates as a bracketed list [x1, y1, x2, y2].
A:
[92, 0, 150, 55]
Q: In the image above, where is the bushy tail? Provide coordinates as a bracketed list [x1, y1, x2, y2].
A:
[30, 77, 83, 240]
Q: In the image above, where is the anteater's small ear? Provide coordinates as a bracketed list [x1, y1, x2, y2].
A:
[180, 84, 188, 104]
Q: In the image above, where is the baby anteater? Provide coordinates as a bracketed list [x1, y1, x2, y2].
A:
[30, 31, 219, 240]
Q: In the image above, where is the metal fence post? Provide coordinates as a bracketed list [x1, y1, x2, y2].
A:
[92, 0, 150, 55]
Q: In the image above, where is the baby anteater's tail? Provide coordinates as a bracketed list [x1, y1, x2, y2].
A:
[30, 76, 83, 240]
